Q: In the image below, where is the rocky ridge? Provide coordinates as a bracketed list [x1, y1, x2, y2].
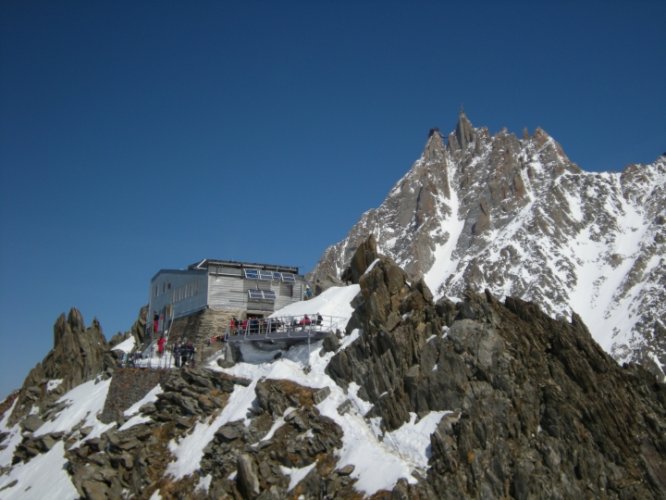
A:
[7, 308, 116, 427]
[311, 112, 666, 378]
[1, 239, 664, 499]
[329, 238, 666, 498]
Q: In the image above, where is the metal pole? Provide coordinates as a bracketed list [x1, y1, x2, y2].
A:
[307, 327, 311, 371]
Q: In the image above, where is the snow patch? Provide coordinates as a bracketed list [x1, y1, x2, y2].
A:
[0, 441, 78, 500]
[112, 335, 137, 354]
[0, 399, 22, 470]
[196, 474, 212, 494]
[46, 379, 64, 392]
[35, 378, 113, 441]
[424, 180, 465, 298]
[281, 462, 317, 491]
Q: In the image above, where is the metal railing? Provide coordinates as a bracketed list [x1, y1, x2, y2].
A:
[119, 314, 348, 369]
[222, 314, 346, 341]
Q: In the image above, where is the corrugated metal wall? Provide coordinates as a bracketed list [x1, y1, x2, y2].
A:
[149, 271, 208, 322]
[208, 275, 244, 309]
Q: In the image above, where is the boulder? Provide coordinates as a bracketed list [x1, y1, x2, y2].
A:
[236, 454, 260, 498]
[20, 415, 43, 433]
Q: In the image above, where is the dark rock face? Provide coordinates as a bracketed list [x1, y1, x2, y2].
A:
[328, 248, 666, 498]
[420, 295, 666, 499]
[9, 308, 115, 425]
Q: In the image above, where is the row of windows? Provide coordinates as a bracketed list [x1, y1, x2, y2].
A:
[243, 269, 296, 282]
[174, 281, 201, 303]
[152, 275, 299, 302]
[152, 280, 201, 301]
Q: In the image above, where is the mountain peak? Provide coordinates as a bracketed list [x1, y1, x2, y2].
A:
[453, 109, 475, 150]
[311, 114, 665, 380]
[422, 127, 447, 164]
[8, 309, 114, 426]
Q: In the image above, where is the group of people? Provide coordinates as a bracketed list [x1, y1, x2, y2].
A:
[296, 313, 323, 327]
[228, 316, 279, 336]
[172, 340, 195, 367]
[227, 313, 324, 336]
[156, 334, 195, 367]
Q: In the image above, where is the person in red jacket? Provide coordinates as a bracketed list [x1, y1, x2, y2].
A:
[157, 335, 167, 356]
[299, 314, 311, 327]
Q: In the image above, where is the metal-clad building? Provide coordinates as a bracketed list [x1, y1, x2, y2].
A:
[149, 259, 306, 335]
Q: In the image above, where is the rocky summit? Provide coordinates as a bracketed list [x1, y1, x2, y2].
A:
[7, 308, 116, 427]
[311, 112, 666, 380]
[1, 240, 664, 499]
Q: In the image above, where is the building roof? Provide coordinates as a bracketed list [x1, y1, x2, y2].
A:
[150, 259, 301, 283]
[188, 258, 299, 274]
[150, 267, 206, 282]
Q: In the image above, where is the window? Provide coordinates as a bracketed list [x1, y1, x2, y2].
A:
[281, 273, 296, 283]
[258, 270, 274, 281]
[243, 269, 259, 280]
[247, 289, 276, 302]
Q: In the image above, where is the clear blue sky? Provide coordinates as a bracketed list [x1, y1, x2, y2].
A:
[1, 0, 664, 397]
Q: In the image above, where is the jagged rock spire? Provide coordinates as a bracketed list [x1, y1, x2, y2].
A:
[454, 108, 475, 150]
[422, 127, 447, 164]
[9, 308, 113, 425]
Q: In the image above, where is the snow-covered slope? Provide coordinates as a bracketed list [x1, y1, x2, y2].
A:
[312, 112, 666, 376]
[0, 287, 445, 497]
